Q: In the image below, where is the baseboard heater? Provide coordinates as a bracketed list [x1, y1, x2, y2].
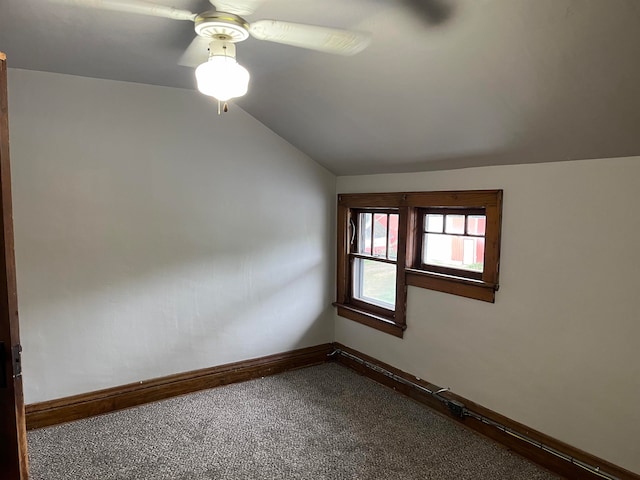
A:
[330, 346, 620, 480]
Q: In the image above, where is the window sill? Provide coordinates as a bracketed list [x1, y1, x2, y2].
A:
[405, 269, 498, 303]
[333, 303, 405, 338]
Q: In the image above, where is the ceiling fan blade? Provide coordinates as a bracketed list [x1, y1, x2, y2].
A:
[248, 20, 371, 56]
[49, 0, 197, 21]
[178, 36, 211, 67]
[208, 0, 266, 16]
[404, 0, 453, 25]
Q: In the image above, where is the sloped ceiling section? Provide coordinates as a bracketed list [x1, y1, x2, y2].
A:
[1, 0, 639, 174]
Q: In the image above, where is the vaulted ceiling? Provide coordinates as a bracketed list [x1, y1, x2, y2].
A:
[1, 0, 640, 175]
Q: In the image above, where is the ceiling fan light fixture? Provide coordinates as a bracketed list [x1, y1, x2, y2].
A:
[48, 0, 372, 105]
[195, 55, 250, 102]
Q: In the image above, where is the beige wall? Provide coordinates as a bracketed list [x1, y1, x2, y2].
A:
[335, 157, 640, 473]
[8, 68, 336, 404]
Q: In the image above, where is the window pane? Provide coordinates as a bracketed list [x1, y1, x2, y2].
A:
[424, 234, 485, 272]
[467, 215, 486, 236]
[445, 215, 465, 234]
[353, 258, 396, 308]
[388, 214, 399, 260]
[358, 213, 372, 254]
[373, 213, 387, 257]
[425, 214, 443, 233]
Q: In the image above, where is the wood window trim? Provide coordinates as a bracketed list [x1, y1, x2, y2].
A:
[405, 269, 498, 303]
[335, 190, 502, 336]
[335, 200, 410, 337]
[333, 303, 405, 338]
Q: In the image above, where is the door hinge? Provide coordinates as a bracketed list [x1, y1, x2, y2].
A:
[0, 343, 22, 388]
[12, 344, 22, 378]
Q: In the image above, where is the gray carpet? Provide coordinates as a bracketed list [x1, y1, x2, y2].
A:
[27, 363, 559, 479]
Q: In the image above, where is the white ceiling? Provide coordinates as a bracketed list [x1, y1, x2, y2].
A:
[1, 0, 640, 175]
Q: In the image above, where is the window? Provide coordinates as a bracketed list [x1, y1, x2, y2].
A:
[351, 210, 399, 312]
[418, 209, 486, 280]
[335, 190, 502, 337]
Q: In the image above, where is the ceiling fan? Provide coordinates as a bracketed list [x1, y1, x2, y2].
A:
[50, 0, 372, 106]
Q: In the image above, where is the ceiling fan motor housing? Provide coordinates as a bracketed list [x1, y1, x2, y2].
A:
[194, 12, 250, 43]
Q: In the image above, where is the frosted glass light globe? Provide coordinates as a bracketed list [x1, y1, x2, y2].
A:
[195, 56, 250, 101]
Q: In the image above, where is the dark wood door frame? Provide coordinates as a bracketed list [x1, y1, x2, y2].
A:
[0, 52, 29, 479]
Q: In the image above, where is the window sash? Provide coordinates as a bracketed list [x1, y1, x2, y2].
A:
[351, 256, 396, 312]
[351, 209, 398, 313]
[417, 208, 487, 281]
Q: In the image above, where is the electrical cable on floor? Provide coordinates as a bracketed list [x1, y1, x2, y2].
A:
[330, 348, 619, 480]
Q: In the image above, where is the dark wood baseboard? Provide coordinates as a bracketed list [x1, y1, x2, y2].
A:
[26, 343, 333, 430]
[331, 343, 639, 480]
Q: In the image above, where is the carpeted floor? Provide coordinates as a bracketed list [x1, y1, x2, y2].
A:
[27, 363, 559, 479]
